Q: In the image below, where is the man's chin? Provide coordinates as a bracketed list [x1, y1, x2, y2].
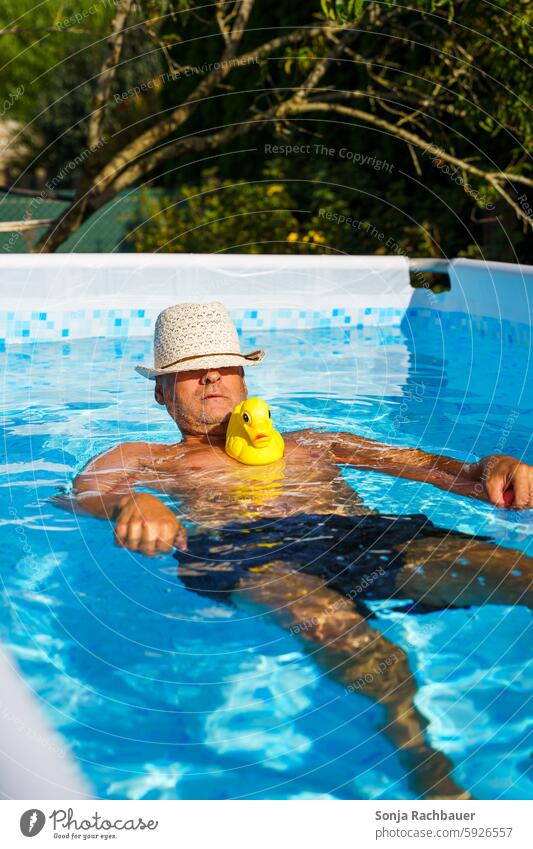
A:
[198, 405, 232, 428]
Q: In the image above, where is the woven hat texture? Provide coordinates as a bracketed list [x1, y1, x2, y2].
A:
[135, 301, 265, 379]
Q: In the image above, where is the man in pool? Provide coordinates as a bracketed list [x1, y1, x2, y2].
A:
[72, 301, 533, 801]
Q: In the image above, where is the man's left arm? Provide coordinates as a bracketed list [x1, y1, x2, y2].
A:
[322, 431, 533, 509]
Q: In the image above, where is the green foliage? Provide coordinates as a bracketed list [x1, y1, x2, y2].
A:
[2, 0, 531, 260]
[321, 0, 366, 23]
[320, 0, 455, 22]
[127, 159, 479, 258]
[0, 1, 112, 110]
[128, 167, 324, 253]
[0, 1, 110, 185]
[1, 1, 163, 186]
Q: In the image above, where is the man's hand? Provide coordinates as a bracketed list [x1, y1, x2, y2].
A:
[476, 455, 533, 509]
[114, 492, 187, 556]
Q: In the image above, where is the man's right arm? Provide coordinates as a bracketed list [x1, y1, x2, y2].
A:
[72, 443, 187, 556]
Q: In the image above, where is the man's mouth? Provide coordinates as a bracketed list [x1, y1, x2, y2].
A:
[202, 394, 226, 400]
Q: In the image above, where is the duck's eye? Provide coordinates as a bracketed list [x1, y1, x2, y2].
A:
[268, 410, 271, 418]
[242, 412, 250, 424]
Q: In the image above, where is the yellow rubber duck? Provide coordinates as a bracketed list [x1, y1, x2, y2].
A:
[225, 398, 285, 465]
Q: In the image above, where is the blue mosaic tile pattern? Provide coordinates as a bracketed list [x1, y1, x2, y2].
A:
[0, 305, 529, 346]
[402, 308, 531, 349]
[0, 306, 406, 343]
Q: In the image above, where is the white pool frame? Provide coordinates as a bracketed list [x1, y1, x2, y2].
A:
[0, 254, 532, 344]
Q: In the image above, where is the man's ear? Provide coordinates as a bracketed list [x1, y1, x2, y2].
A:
[240, 367, 248, 398]
[154, 377, 165, 406]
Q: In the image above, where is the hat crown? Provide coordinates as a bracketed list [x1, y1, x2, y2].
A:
[154, 301, 241, 369]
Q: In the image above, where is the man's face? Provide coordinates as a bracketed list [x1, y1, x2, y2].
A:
[155, 366, 247, 437]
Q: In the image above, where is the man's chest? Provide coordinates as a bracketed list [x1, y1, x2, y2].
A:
[139, 437, 332, 489]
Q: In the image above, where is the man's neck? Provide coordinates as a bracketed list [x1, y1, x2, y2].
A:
[180, 430, 226, 448]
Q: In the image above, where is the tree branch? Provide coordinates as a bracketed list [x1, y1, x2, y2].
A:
[281, 99, 533, 227]
[215, 0, 232, 45]
[486, 172, 533, 189]
[97, 84, 366, 195]
[93, 19, 362, 195]
[108, 120, 257, 192]
[288, 26, 357, 105]
[87, 0, 135, 150]
[95, 0, 256, 189]
[486, 178, 532, 224]
[232, 25, 333, 65]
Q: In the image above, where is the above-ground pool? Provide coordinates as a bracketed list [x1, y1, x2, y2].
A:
[1, 309, 531, 800]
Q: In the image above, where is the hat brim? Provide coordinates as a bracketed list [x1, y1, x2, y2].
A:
[135, 349, 265, 380]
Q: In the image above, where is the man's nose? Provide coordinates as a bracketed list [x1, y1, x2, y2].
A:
[201, 369, 221, 383]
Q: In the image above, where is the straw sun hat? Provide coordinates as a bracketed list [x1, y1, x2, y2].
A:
[135, 301, 265, 380]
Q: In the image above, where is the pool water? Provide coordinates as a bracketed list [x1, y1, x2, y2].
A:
[1, 314, 532, 800]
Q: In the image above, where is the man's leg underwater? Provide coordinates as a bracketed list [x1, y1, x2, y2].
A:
[230, 563, 471, 800]
[394, 534, 533, 610]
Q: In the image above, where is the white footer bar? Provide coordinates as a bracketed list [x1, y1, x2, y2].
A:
[1, 799, 529, 848]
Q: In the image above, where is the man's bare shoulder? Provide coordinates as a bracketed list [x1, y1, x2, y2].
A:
[73, 441, 181, 496]
[84, 441, 177, 473]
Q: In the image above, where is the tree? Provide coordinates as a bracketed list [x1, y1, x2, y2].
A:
[2, 0, 531, 253]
